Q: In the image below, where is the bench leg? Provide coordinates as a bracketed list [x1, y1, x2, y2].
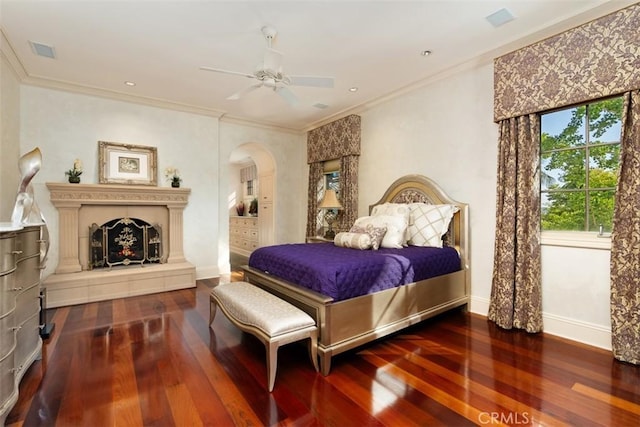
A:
[266, 341, 279, 392]
[209, 296, 217, 326]
[308, 331, 319, 373]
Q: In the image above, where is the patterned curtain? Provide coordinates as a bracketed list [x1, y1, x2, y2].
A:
[610, 90, 640, 365]
[306, 162, 324, 238]
[488, 114, 543, 333]
[337, 155, 358, 232]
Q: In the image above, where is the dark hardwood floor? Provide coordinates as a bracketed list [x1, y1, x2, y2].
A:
[7, 274, 640, 426]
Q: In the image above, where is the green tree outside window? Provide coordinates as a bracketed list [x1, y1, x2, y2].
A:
[541, 97, 622, 232]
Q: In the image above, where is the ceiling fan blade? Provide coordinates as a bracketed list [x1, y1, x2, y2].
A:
[289, 75, 334, 88]
[275, 86, 299, 107]
[263, 48, 283, 73]
[227, 83, 263, 100]
[200, 66, 256, 79]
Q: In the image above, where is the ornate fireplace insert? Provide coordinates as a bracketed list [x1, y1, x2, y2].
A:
[89, 217, 162, 269]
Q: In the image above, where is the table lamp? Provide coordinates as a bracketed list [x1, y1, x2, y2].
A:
[318, 189, 343, 239]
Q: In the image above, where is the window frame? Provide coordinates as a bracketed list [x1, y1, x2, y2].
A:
[539, 96, 622, 250]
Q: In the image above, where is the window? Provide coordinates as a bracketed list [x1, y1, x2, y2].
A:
[246, 179, 254, 196]
[541, 97, 622, 233]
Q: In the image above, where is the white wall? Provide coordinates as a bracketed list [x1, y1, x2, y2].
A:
[21, 86, 220, 279]
[0, 53, 21, 220]
[358, 60, 613, 349]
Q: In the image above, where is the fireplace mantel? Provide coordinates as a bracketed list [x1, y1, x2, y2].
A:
[44, 182, 195, 307]
[47, 182, 190, 207]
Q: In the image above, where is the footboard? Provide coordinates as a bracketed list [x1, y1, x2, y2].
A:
[242, 265, 468, 375]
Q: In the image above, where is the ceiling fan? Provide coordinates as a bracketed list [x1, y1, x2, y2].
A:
[200, 26, 334, 106]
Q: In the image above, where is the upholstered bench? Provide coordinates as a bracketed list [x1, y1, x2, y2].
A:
[209, 281, 319, 391]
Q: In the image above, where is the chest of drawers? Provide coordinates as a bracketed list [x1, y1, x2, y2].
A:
[229, 216, 259, 257]
[0, 224, 44, 424]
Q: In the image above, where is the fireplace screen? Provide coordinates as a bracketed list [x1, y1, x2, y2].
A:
[89, 218, 162, 269]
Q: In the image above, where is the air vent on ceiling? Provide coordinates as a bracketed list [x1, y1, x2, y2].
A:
[29, 41, 56, 59]
[486, 8, 515, 28]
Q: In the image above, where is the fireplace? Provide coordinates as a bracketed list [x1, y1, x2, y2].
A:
[43, 183, 195, 307]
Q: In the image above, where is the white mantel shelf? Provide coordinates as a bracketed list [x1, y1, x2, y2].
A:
[46, 182, 190, 207]
[44, 182, 195, 308]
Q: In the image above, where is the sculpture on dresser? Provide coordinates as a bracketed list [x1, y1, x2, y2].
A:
[12, 147, 45, 226]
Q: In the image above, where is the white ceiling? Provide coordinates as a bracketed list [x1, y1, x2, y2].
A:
[1, 0, 632, 131]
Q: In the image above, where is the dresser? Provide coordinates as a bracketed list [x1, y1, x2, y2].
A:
[1, 224, 43, 425]
[229, 216, 259, 257]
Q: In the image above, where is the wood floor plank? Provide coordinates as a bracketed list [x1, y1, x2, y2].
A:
[7, 279, 640, 426]
[572, 382, 640, 415]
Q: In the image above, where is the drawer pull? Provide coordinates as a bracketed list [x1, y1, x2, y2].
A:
[11, 250, 23, 255]
[11, 286, 23, 291]
[10, 326, 22, 331]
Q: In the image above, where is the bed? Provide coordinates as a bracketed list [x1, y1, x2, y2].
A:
[242, 174, 470, 375]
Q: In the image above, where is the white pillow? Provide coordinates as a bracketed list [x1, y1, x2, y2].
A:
[407, 204, 459, 248]
[371, 203, 411, 242]
[334, 232, 372, 250]
[354, 214, 408, 249]
[371, 202, 410, 220]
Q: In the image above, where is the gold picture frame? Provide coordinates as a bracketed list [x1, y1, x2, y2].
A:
[98, 141, 157, 186]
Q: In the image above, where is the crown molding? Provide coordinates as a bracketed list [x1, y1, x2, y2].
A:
[1, 28, 28, 80]
[219, 114, 303, 135]
[22, 74, 226, 118]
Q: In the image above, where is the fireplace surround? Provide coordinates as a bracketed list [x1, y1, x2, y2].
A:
[43, 183, 195, 307]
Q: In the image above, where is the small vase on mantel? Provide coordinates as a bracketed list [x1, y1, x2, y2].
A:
[68, 176, 80, 184]
[171, 178, 180, 188]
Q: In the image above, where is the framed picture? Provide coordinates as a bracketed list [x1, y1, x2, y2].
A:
[98, 141, 157, 186]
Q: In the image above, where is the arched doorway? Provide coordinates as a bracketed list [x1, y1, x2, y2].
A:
[228, 143, 276, 269]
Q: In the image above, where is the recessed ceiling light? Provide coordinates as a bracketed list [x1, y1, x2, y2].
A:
[313, 103, 329, 109]
[486, 8, 515, 28]
[124, 81, 136, 86]
[421, 50, 432, 57]
[349, 87, 358, 92]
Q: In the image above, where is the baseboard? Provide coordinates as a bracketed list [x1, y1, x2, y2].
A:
[470, 296, 611, 350]
[543, 313, 611, 350]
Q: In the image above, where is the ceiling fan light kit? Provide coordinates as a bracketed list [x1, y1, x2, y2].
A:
[200, 25, 334, 107]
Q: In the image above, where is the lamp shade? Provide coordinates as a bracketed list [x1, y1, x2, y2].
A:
[318, 189, 343, 210]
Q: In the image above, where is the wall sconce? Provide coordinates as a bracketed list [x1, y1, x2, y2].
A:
[318, 189, 343, 239]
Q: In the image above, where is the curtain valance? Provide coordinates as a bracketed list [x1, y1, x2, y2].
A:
[240, 165, 257, 183]
[494, 3, 640, 122]
[307, 115, 361, 163]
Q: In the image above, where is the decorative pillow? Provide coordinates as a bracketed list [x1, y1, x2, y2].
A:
[353, 215, 408, 249]
[407, 203, 459, 248]
[349, 224, 387, 250]
[371, 203, 411, 242]
[333, 232, 372, 250]
[371, 202, 411, 220]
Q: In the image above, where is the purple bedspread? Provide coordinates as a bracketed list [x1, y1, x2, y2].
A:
[248, 243, 461, 302]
